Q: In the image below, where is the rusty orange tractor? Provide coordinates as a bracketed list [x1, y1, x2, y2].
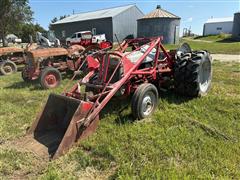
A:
[0, 47, 25, 75]
[22, 45, 93, 89]
[22, 38, 150, 89]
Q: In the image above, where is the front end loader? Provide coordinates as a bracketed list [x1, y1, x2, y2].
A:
[25, 37, 212, 159]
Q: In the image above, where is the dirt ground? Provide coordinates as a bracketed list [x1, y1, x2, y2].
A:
[212, 54, 240, 62]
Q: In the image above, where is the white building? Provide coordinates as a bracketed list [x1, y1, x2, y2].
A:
[203, 17, 233, 36]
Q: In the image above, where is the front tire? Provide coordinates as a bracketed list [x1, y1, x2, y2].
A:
[131, 83, 159, 120]
[40, 67, 62, 89]
[21, 66, 31, 82]
[0, 60, 17, 75]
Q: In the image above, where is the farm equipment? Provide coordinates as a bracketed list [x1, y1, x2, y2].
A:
[22, 45, 88, 89]
[36, 31, 60, 47]
[0, 47, 25, 75]
[25, 37, 212, 159]
[0, 31, 61, 76]
[6, 34, 22, 44]
[115, 37, 155, 52]
[22, 37, 149, 89]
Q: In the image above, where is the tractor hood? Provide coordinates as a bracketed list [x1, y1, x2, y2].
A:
[27, 45, 85, 60]
[0, 47, 24, 55]
[67, 45, 85, 56]
[27, 48, 69, 59]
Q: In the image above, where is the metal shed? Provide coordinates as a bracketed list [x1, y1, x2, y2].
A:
[232, 12, 240, 40]
[203, 17, 233, 36]
[137, 5, 181, 44]
[51, 4, 144, 42]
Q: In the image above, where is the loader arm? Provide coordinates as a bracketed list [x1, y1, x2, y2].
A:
[81, 38, 161, 126]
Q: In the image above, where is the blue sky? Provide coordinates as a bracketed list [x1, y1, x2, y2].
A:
[30, 0, 240, 35]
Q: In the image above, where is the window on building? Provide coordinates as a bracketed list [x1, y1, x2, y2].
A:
[216, 27, 222, 30]
[92, 28, 96, 35]
[62, 30, 66, 38]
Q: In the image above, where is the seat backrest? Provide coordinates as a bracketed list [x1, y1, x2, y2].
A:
[100, 54, 123, 84]
[126, 45, 156, 64]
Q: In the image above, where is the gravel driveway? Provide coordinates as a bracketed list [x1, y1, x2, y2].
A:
[211, 54, 240, 62]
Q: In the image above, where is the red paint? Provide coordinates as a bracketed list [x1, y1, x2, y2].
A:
[44, 74, 58, 88]
[86, 56, 100, 71]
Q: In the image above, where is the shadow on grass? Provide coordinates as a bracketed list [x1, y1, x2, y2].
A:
[100, 90, 192, 125]
[193, 36, 204, 40]
[3, 80, 43, 90]
[159, 90, 192, 104]
[100, 96, 135, 125]
[217, 38, 240, 43]
[193, 35, 239, 43]
[3, 73, 76, 91]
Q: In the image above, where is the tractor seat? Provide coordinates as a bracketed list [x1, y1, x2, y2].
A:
[126, 45, 156, 64]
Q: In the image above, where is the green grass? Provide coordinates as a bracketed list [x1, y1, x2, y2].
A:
[181, 39, 240, 55]
[164, 34, 240, 54]
[193, 34, 233, 42]
[179, 34, 240, 54]
[0, 61, 240, 179]
[165, 40, 240, 55]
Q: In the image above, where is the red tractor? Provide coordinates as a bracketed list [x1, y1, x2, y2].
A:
[25, 37, 212, 159]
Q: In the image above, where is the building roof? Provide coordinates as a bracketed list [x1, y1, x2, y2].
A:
[52, 4, 137, 25]
[206, 17, 233, 23]
[139, 5, 180, 20]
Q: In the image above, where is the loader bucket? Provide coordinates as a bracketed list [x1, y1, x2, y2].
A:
[27, 93, 99, 159]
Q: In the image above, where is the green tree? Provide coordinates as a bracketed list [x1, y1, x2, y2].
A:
[59, 15, 68, 20]
[15, 23, 46, 43]
[49, 17, 58, 30]
[0, 0, 33, 46]
[49, 15, 69, 30]
[51, 17, 58, 24]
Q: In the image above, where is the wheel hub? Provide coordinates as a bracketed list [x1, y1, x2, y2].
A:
[3, 65, 13, 74]
[199, 60, 211, 92]
[142, 95, 153, 116]
[45, 74, 57, 86]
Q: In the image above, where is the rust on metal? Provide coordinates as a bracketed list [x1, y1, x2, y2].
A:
[25, 43, 39, 51]
[0, 47, 24, 55]
[26, 93, 99, 159]
[67, 45, 85, 56]
[28, 48, 68, 59]
[139, 5, 180, 19]
[27, 45, 86, 60]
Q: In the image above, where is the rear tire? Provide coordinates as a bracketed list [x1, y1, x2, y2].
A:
[40, 67, 62, 89]
[131, 83, 159, 120]
[174, 51, 212, 97]
[0, 60, 17, 75]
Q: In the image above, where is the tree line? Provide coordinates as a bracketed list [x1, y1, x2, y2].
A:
[0, 0, 68, 47]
